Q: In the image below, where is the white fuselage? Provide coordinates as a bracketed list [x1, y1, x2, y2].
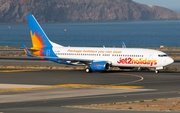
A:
[52, 47, 174, 68]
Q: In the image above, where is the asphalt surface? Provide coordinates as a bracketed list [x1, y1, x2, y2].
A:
[0, 69, 180, 113]
[0, 57, 64, 67]
[0, 54, 180, 113]
[0, 49, 23, 52]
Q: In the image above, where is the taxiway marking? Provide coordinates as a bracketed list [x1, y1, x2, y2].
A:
[56, 84, 144, 89]
[0, 69, 40, 72]
[0, 84, 144, 93]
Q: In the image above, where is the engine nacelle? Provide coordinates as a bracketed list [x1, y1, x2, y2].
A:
[91, 61, 110, 71]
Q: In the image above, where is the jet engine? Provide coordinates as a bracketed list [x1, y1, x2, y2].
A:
[90, 61, 110, 71]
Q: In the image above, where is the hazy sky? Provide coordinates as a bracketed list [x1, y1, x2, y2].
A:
[133, 0, 180, 12]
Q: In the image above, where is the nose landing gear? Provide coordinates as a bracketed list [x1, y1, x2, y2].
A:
[155, 67, 163, 74]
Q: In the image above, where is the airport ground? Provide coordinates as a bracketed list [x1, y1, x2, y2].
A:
[0, 69, 180, 113]
[0, 49, 180, 113]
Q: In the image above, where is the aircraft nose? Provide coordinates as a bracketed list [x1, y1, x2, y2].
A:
[167, 57, 174, 65]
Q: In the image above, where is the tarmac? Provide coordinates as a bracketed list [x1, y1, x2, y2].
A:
[0, 69, 180, 113]
[0, 54, 180, 113]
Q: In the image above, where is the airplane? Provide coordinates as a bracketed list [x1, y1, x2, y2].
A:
[22, 14, 174, 74]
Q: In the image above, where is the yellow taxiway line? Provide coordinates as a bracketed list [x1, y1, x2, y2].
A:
[0, 70, 40, 72]
[0, 84, 143, 93]
[56, 84, 143, 89]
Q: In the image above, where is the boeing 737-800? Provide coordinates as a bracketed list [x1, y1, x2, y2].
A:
[22, 14, 174, 73]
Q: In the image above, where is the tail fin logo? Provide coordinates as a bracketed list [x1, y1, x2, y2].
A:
[30, 30, 46, 56]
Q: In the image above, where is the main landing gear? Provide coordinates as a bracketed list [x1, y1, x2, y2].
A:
[85, 68, 92, 73]
[155, 70, 159, 74]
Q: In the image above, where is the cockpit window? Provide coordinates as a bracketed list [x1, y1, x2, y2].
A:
[158, 54, 168, 57]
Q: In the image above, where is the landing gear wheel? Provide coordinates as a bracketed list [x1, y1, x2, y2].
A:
[85, 68, 92, 73]
[155, 70, 159, 74]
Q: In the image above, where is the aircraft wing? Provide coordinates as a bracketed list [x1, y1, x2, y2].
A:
[37, 56, 94, 62]
[36, 56, 111, 66]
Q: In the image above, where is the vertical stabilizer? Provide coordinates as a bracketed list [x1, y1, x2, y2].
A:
[27, 14, 63, 49]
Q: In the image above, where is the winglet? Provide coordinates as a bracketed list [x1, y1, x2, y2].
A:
[122, 41, 126, 48]
[22, 44, 33, 57]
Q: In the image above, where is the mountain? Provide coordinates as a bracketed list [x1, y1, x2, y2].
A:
[0, 0, 180, 23]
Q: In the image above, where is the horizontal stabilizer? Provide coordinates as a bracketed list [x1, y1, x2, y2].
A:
[22, 44, 33, 57]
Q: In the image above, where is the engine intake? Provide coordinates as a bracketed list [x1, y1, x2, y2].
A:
[91, 61, 110, 71]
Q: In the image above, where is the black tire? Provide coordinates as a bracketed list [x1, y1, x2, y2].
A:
[85, 68, 92, 73]
[155, 70, 159, 74]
